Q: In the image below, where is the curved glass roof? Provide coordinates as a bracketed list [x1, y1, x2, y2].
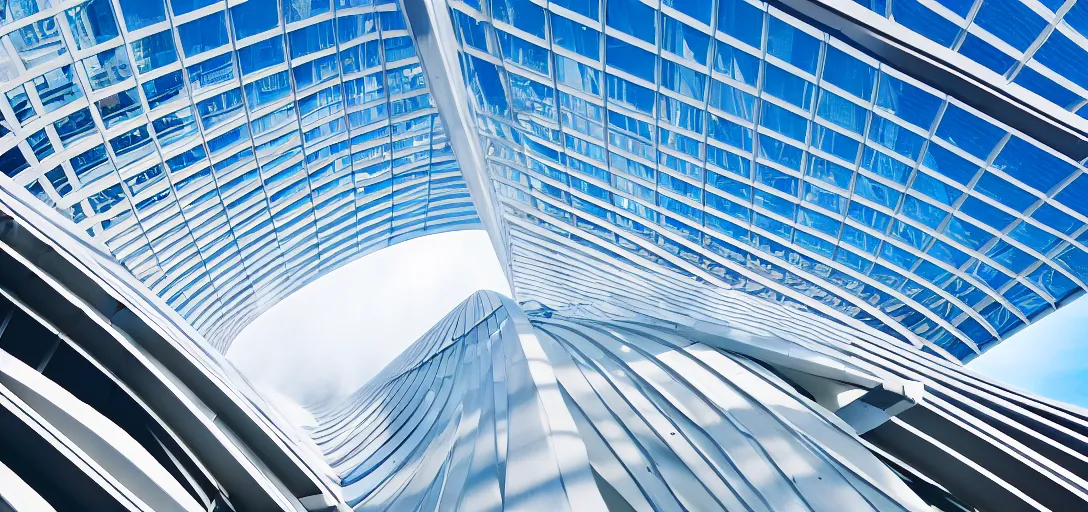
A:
[0, 0, 1086, 362]
[443, 0, 1088, 361]
[0, 0, 480, 350]
[845, 0, 1088, 125]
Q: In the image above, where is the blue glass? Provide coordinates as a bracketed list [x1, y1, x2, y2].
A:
[142, 71, 185, 110]
[238, 37, 286, 76]
[929, 240, 970, 267]
[944, 216, 991, 250]
[178, 12, 229, 57]
[1009, 222, 1059, 254]
[992, 137, 1073, 194]
[763, 65, 816, 111]
[98, 89, 143, 128]
[860, 147, 911, 184]
[119, 0, 166, 30]
[890, 0, 961, 47]
[1064, 0, 1088, 36]
[817, 90, 867, 134]
[824, 47, 876, 101]
[6, 86, 33, 124]
[607, 0, 656, 44]
[171, 0, 218, 16]
[902, 195, 946, 228]
[290, 20, 335, 59]
[661, 61, 707, 101]
[758, 134, 803, 170]
[841, 225, 881, 254]
[606, 36, 655, 83]
[232, 0, 279, 39]
[131, 31, 178, 74]
[958, 34, 1015, 75]
[806, 156, 853, 189]
[1054, 245, 1088, 283]
[935, 105, 1005, 160]
[811, 125, 860, 163]
[1013, 67, 1083, 110]
[662, 16, 710, 65]
[709, 80, 757, 120]
[767, 17, 820, 74]
[760, 103, 807, 142]
[1027, 264, 1078, 301]
[986, 241, 1034, 274]
[9, 19, 66, 69]
[921, 144, 978, 184]
[1032, 31, 1088, 91]
[1004, 283, 1049, 317]
[960, 196, 1013, 231]
[854, 174, 902, 209]
[802, 182, 846, 214]
[552, 15, 600, 60]
[868, 116, 925, 160]
[973, 0, 1046, 52]
[551, 0, 599, 20]
[797, 207, 840, 237]
[714, 43, 760, 86]
[188, 53, 235, 91]
[66, 0, 120, 50]
[979, 302, 1021, 335]
[54, 108, 96, 146]
[755, 164, 799, 195]
[34, 66, 82, 113]
[973, 172, 1036, 211]
[492, 0, 545, 39]
[1032, 202, 1080, 234]
[496, 32, 548, 75]
[26, 129, 52, 161]
[1055, 174, 1088, 218]
[284, 0, 331, 23]
[718, 0, 763, 49]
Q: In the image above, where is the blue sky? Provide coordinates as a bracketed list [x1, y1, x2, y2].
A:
[230, 231, 1088, 409]
[971, 296, 1088, 408]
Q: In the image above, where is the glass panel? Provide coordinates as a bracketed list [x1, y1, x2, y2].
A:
[9, 19, 67, 69]
[82, 47, 133, 90]
[178, 11, 229, 57]
[66, 0, 120, 49]
[232, 0, 279, 39]
[118, 0, 165, 31]
[130, 31, 178, 74]
[98, 88, 143, 128]
[34, 65, 83, 113]
[6, 85, 35, 123]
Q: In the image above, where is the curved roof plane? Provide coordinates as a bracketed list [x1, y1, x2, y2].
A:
[1, 0, 1088, 362]
[0, 0, 480, 350]
[426, 0, 1088, 362]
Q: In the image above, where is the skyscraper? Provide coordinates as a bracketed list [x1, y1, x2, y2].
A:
[1, 0, 1088, 510]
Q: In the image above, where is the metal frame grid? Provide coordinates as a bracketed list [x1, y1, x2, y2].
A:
[0, 0, 481, 350]
[440, 0, 1088, 361]
[832, 0, 1088, 128]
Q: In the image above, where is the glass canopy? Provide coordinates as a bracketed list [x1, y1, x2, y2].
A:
[0, 0, 480, 350]
[445, 0, 1088, 361]
[0, 0, 1086, 361]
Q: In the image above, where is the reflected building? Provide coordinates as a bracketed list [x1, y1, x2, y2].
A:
[2, 0, 1088, 510]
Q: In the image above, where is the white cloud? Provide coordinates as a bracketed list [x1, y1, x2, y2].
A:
[226, 230, 510, 405]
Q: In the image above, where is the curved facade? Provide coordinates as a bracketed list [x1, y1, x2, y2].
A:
[0, 0, 1086, 359]
[431, 0, 1088, 362]
[0, 0, 480, 350]
[3, 0, 1088, 511]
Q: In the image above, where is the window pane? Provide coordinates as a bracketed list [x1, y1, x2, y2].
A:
[66, 0, 120, 50]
